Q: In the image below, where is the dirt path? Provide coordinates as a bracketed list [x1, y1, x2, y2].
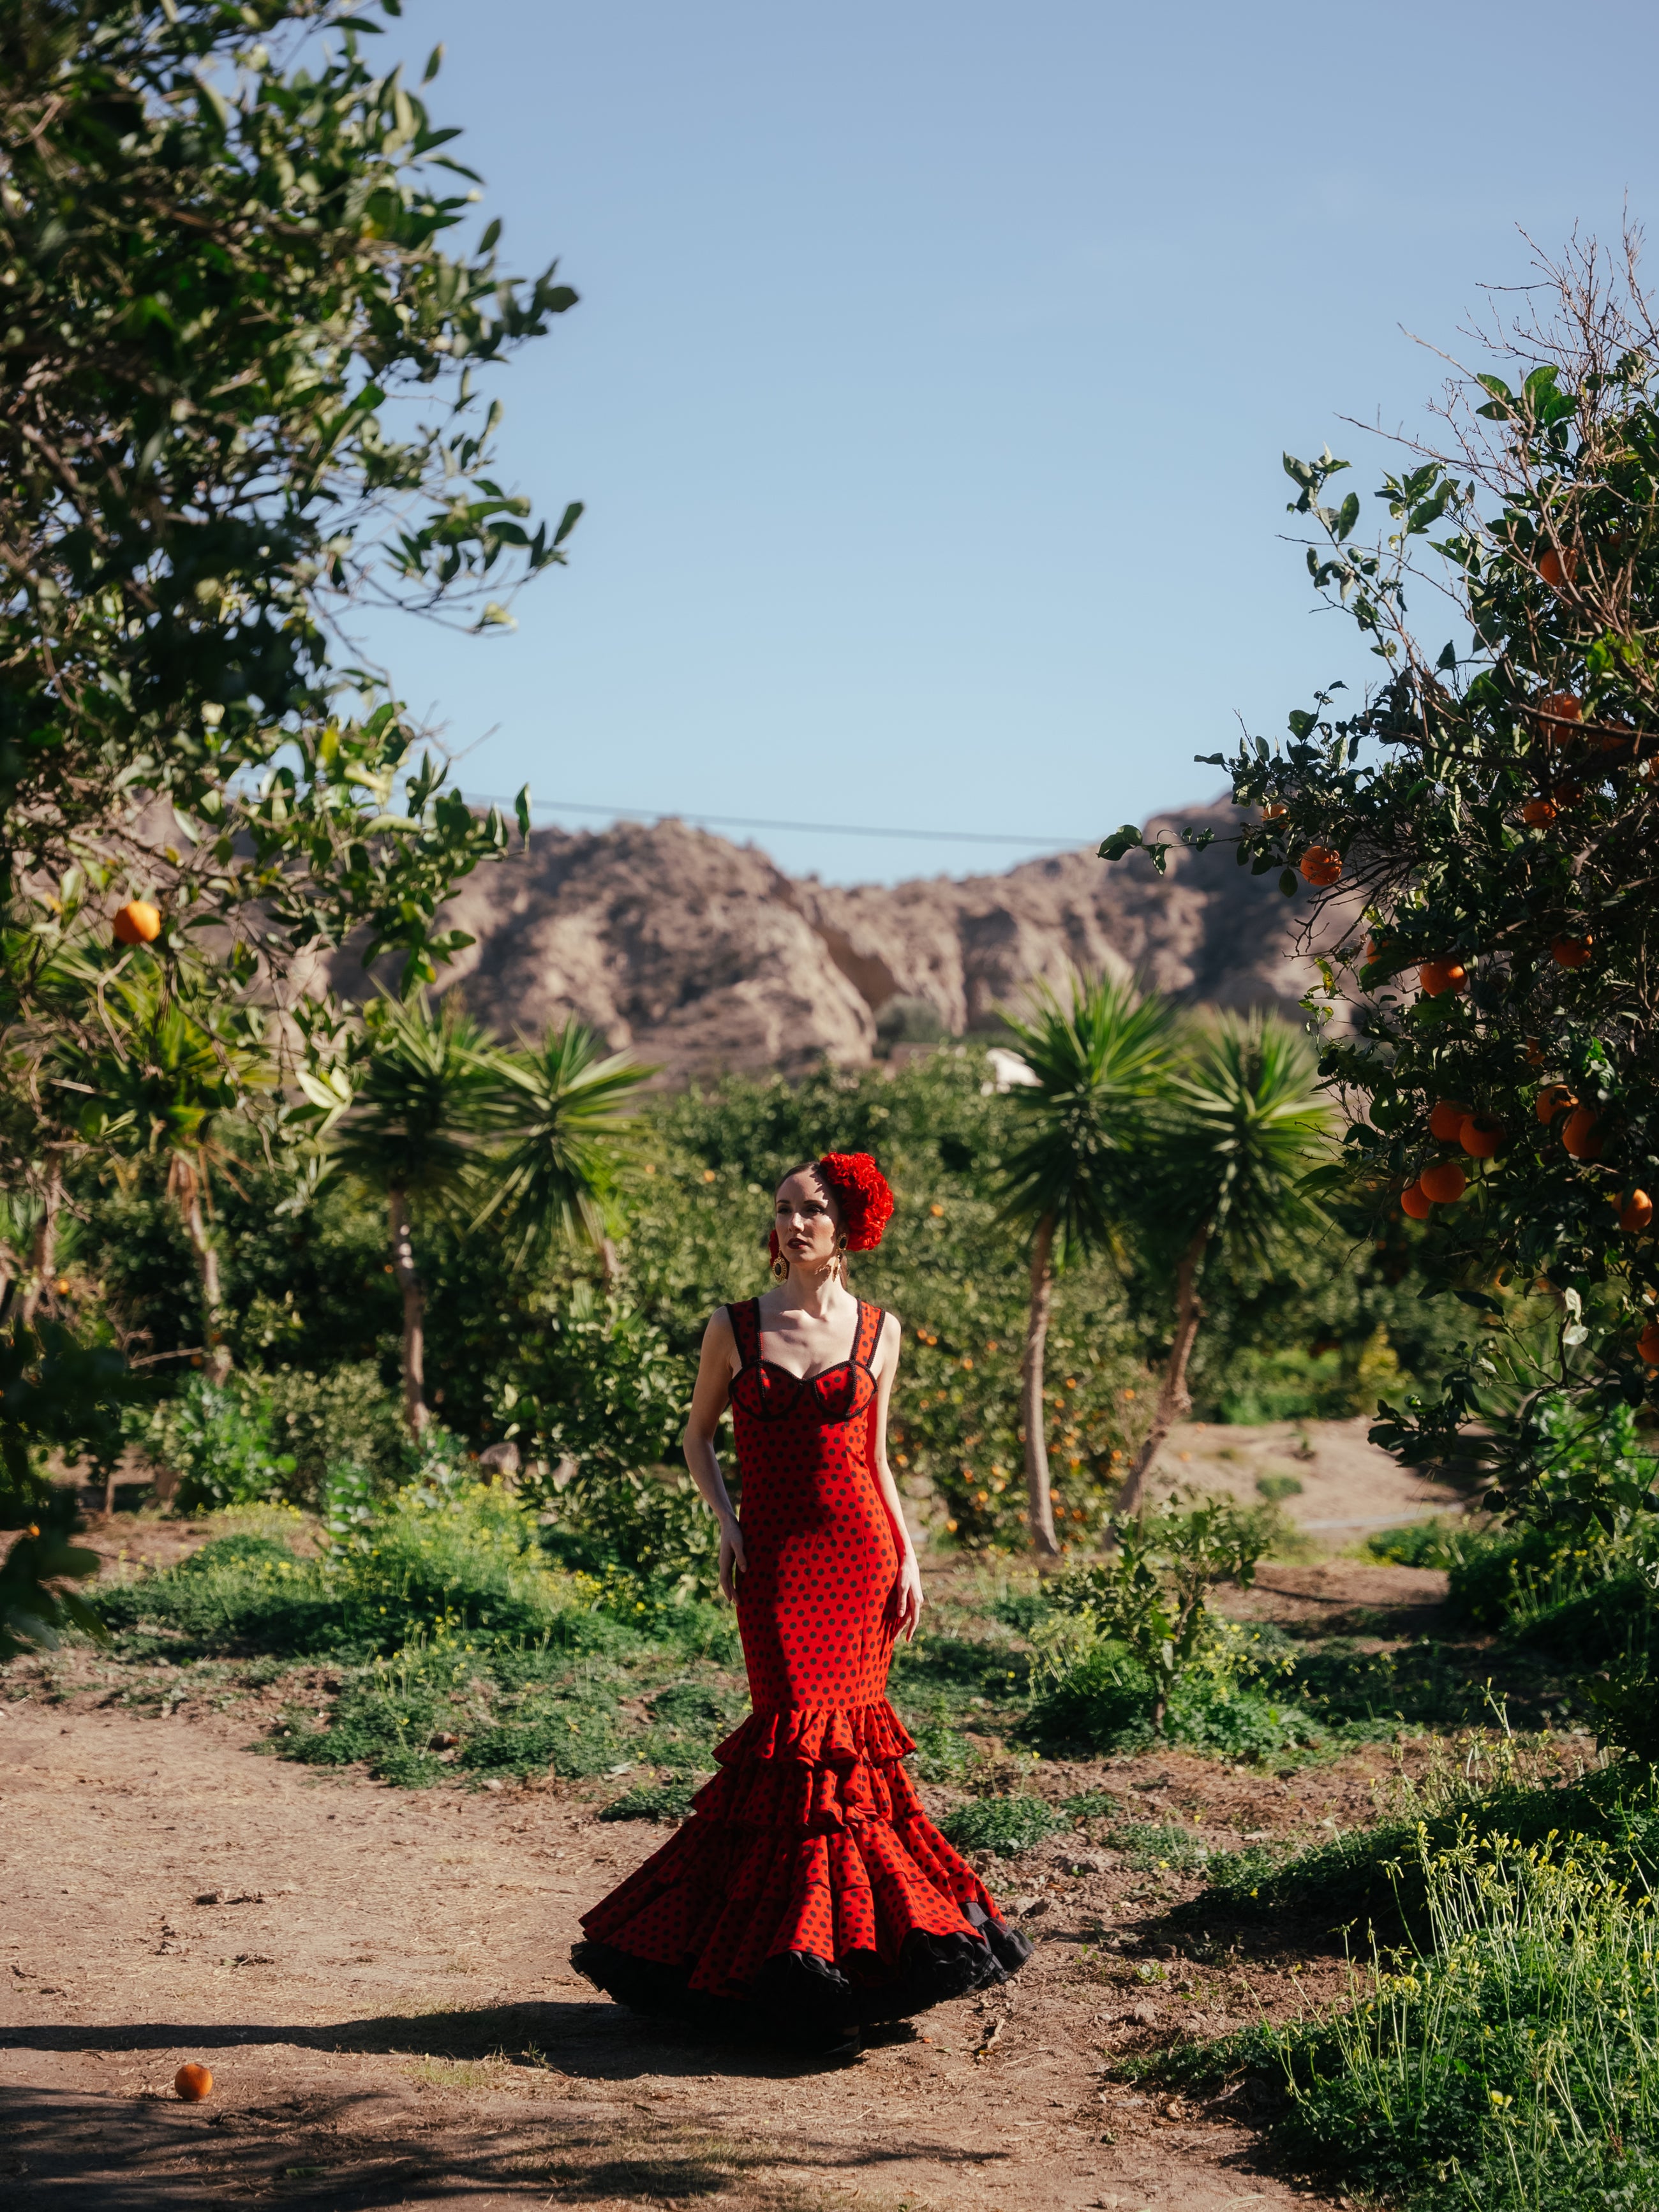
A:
[0, 1684, 1357, 2212]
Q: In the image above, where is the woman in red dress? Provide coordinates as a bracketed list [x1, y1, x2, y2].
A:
[573, 1152, 1031, 2057]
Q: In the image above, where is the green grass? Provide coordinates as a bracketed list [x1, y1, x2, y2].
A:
[1203, 1750, 1659, 1946]
[1018, 1635, 1328, 1760]
[96, 1487, 746, 1788]
[909, 1722, 981, 1782]
[600, 1775, 704, 1823]
[1059, 1788, 1124, 1822]
[937, 1793, 1064, 1857]
[1160, 1816, 1659, 2211]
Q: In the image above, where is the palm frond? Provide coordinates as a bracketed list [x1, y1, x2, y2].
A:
[472, 1021, 652, 1263]
[1167, 1012, 1331, 1270]
[329, 993, 500, 1208]
[994, 974, 1175, 1264]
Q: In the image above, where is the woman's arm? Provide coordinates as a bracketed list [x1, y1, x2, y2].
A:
[683, 1309, 747, 1603]
[868, 1312, 923, 1642]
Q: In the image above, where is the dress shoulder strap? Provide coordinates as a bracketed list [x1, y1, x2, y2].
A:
[853, 1299, 884, 1373]
[725, 1298, 763, 1370]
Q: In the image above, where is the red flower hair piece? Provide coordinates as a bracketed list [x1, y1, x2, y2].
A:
[816, 1152, 895, 1252]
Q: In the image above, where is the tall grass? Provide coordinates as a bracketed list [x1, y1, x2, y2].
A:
[1268, 1822, 1659, 2209]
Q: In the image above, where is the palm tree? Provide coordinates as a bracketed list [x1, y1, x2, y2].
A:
[331, 1001, 647, 1435]
[470, 1020, 650, 1277]
[995, 975, 1175, 1557]
[329, 995, 501, 1436]
[1115, 1013, 1329, 1518]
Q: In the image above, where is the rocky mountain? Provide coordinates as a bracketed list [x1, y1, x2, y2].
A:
[346, 799, 1346, 1077]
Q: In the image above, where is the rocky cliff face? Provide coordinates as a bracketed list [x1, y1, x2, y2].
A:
[359, 801, 1342, 1076]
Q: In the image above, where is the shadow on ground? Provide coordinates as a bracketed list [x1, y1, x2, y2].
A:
[0, 1997, 920, 2079]
[1, 2074, 1004, 2211]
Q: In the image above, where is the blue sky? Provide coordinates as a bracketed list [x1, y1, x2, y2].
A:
[360, 0, 1659, 884]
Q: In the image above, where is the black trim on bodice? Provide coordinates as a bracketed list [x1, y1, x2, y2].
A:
[724, 1297, 882, 1425]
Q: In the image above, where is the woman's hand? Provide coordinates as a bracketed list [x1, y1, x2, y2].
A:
[890, 1548, 925, 1644]
[717, 1511, 747, 1604]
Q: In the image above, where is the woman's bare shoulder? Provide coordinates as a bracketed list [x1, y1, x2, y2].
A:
[701, 1305, 738, 1347]
[874, 1307, 902, 1361]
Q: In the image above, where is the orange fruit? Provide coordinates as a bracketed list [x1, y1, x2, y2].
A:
[1428, 1099, 1471, 1141]
[112, 899, 162, 946]
[1640, 1323, 1659, 1367]
[1459, 1114, 1505, 1160]
[1418, 958, 1468, 998]
[1561, 1107, 1603, 1161]
[1521, 798, 1558, 826]
[1551, 935, 1593, 969]
[1400, 1183, 1434, 1221]
[1526, 1037, 1545, 1066]
[1618, 1191, 1653, 1233]
[1261, 801, 1286, 819]
[1297, 847, 1342, 887]
[1538, 547, 1579, 588]
[1420, 1161, 1468, 1205]
[175, 2062, 214, 2102]
[1551, 779, 1584, 806]
[1535, 1084, 1577, 1125]
[1535, 688, 1582, 734]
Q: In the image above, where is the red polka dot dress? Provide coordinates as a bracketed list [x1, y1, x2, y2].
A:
[574, 1297, 1031, 2049]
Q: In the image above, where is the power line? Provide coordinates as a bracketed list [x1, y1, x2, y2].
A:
[461, 791, 1083, 849]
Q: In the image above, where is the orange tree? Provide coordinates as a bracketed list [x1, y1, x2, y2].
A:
[1105, 239, 1659, 1531]
[1, 0, 579, 1633]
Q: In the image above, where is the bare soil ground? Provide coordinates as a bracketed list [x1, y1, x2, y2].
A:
[0, 1440, 1497, 2212]
[1150, 1417, 1468, 1538]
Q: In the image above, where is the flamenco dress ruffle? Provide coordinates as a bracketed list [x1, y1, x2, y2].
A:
[574, 1696, 1030, 2042]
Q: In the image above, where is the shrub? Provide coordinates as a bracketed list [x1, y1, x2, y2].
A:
[533, 1464, 722, 1602]
[100, 1482, 602, 1663]
[1366, 1518, 1466, 1570]
[1108, 1821, 1215, 1873]
[1021, 1494, 1274, 1744]
[937, 1793, 1064, 1858]
[1059, 1790, 1124, 1822]
[262, 1363, 405, 1500]
[137, 1375, 297, 1514]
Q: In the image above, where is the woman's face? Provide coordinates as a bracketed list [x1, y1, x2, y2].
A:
[774, 1168, 843, 1272]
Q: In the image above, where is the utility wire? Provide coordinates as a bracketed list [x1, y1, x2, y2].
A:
[461, 791, 1084, 849]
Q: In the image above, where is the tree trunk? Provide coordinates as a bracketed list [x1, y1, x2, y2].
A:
[175, 1154, 231, 1384]
[1115, 1226, 1208, 1520]
[389, 1185, 429, 1436]
[1020, 1211, 1062, 1559]
[18, 1157, 62, 1325]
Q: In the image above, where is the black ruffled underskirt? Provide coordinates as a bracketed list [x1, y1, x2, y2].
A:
[572, 1901, 1032, 2056]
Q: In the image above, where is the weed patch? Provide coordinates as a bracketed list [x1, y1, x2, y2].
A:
[1216, 1827, 1659, 2210]
[937, 1793, 1063, 1857]
[1203, 1753, 1659, 1947]
[599, 1776, 704, 1823]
